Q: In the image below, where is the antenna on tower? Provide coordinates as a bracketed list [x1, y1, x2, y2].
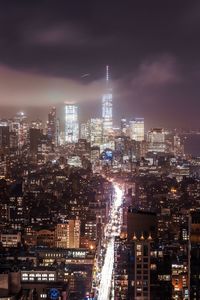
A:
[106, 65, 109, 83]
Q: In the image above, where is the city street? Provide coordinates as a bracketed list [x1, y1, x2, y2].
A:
[97, 183, 123, 300]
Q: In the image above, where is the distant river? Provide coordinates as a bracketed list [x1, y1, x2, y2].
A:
[182, 134, 200, 157]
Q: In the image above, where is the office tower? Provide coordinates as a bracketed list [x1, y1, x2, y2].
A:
[55, 219, 80, 249]
[80, 122, 90, 141]
[133, 238, 151, 300]
[115, 136, 126, 154]
[102, 66, 112, 139]
[29, 128, 42, 154]
[127, 209, 157, 300]
[12, 112, 29, 149]
[121, 118, 127, 135]
[130, 140, 147, 160]
[114, 237, 130, 299]
[90, 118, 103, 147]
[68, 219, 81, 248]
[129, 118, 144, 141]
[82, 218, 97, 249]
[47, 107, 57, 145]
[173, 134, 184, 157]
[189, 210, 200, 299]
[64, 104, 79, 143]
[0, 125, 10, 150]
[147, 128, 166, 153]
[90, 147, 100, 164]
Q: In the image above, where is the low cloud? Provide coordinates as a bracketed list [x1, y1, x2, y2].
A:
[0, 65, 104, 107]
[26, 23, 89, 47]
[131, 56, 180, 88]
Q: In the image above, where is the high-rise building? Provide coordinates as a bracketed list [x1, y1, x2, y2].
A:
[173, 134, 184, 157]
[67, 219, 80, 248]
[47, 107, 57, 146]
[189, 210, 200, 299]
[29, 128, 42, 154]
[64, 104, 79, 143]
[114, 237, 129, 299]
[127, 209, 158, 300]
[80, 122, 90, 141]
[55, 219, 80, 249]
[12, 112, 29, 149]
[129, 118, 144, 141]
[90, 118, 103, 147]
[0, 125, 10, 150]
[147, 128, 166, 153]
[102, 66, 112, 139]
[121, 118, 127, 135]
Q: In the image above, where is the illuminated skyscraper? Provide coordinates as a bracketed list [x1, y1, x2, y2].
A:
[90, 118, 103, 147]
[147, 128, 166, 153]
[80, 122, 90, 141]
[65, 104, 79, 143]
[12, 112, 28, 149]
[129, 118, 144, 141]
[147, 128, 166, 152]
[102, 66, 112, 138]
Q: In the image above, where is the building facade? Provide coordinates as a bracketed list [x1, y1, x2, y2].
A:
[64, 104, 79, 143]
[90, 118, 103, 147]
[129, 118, 144, 141]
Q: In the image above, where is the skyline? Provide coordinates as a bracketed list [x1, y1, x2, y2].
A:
[1, 3, 200, 298]
[0, 1, 200, 128]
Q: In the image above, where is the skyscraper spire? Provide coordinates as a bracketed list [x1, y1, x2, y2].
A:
[106, 65, 109, 83]
[102, 65, 113, 141]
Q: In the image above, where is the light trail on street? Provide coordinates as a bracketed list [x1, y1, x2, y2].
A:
[97, 183, 123, 300]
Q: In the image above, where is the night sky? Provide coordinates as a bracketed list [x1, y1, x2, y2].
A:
[0, 0, 200, 129]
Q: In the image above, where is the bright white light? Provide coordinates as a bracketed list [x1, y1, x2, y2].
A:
[97, 183, 123, 300]
[98, 239, 114, 300]
[113, 185, 123, 208]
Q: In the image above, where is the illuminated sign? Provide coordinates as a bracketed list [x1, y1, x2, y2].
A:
[49, 288, 60, 300]
[67, 250, 87, 258]
[102, 149, 113, 161]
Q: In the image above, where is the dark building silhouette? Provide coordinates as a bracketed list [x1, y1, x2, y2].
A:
[127, 208, 157, 240]
[0, 126, 10, 150]
[29, 128, 42, 154]
[189, 210, 200, 299]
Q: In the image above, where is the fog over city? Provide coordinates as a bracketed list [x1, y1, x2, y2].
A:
[0, 1, 200, 127]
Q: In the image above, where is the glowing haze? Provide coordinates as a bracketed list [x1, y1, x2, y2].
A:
[0, 1, 200, 128]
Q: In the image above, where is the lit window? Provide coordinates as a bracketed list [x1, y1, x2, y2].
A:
[150, 264, 156, 270]
[40, 294, 47, 298]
